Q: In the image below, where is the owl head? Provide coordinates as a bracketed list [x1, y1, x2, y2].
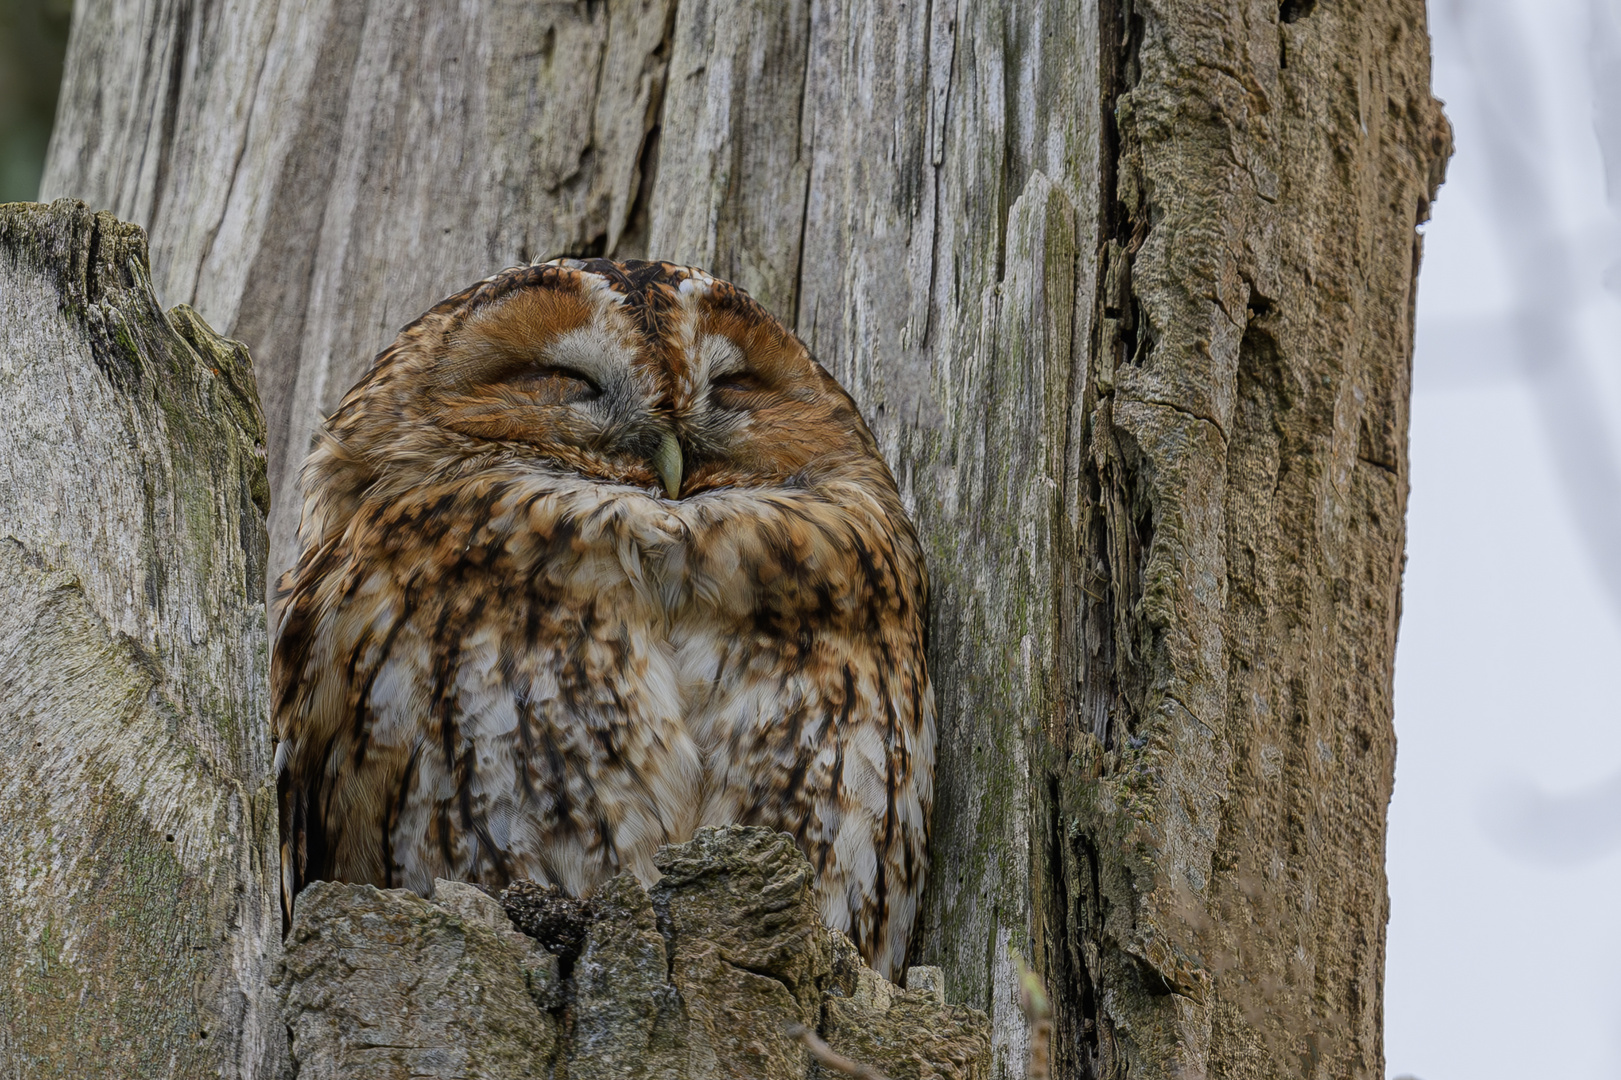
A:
[297, 258, 895, 550]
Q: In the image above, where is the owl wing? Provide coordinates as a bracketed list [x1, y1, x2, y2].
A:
[677, 484, 935, 979]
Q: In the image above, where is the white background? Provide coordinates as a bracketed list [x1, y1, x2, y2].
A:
[1386, 2, 1621, 1077]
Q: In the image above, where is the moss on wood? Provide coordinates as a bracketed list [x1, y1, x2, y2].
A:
[0, 200, 281, 1079]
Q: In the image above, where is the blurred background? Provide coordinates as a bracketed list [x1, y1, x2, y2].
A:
[2, 0, 1616, 1076]
[0, 0, 67, 203]
[1388, 1, 1621, 1078]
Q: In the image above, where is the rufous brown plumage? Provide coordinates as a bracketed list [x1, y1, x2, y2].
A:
[271, 258, 934, 977]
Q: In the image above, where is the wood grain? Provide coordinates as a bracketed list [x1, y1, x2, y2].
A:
[39, 0, 1450, 1074]
[0, 200, 281, 1079]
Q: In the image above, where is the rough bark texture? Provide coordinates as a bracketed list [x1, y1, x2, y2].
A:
[1063, 6, 1451, 1078]
[0, 206, 992, 1080]
[39, 1, 1449, 1077]
[279, 881, 562, 1080]
[279, 826, 991, 1080]
[0, 199, 282, 1078]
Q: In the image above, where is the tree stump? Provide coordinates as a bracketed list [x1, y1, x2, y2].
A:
[0, 199, 283, 1079]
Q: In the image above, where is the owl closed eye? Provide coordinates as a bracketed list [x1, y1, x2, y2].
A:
[272, 257, 934, 979]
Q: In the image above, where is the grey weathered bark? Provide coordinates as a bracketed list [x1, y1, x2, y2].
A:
[279, 826, 990, 1079]
[0, 200, 283, 1078]
[38, 0, 1449, 1077]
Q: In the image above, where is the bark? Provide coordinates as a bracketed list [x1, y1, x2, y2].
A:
[0, 203, 990, 1080]
[279, 826, 990, 1080]
[0, 199, 283, 1078]
[38, 1, 1449, 1077]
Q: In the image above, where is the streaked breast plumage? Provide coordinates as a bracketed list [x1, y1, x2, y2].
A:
[272, 258, 933, 978]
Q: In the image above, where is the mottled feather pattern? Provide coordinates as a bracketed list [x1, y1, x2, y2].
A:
[273, 259, 933, 976]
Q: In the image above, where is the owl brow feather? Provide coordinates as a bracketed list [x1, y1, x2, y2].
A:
[439, 263, 581, 330]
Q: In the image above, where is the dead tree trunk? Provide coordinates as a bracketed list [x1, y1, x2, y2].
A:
[39, 1, 1449, 1077]
[0, 201, 284, 1078]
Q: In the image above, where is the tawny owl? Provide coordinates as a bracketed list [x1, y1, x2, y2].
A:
[271, 258, 934, 977]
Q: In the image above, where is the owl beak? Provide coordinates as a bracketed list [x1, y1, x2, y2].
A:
[652, 431, 683, 499]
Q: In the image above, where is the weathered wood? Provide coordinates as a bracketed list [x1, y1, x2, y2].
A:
[40, 0, 1449, 1076]
[278, 826, 991, 1080]
[1066, 6, 1450, 1076]
[43, 0, 680, 585]
[0, 199, 282, 1078]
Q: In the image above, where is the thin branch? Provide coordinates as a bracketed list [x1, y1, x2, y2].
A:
[786, 1024, 892, 1080]
[1012, 949, 1052, 1080]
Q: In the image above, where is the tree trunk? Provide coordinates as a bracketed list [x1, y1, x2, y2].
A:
[39, 1, 1449, 1077]
[0, 200, 283, 1078]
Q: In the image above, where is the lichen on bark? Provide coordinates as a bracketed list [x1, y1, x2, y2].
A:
[1047, 2, 1452, 1077]
[0, 198, 281, 1079]
[279, 826, 992, 1080]
[28, 0, 1454, 1072]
